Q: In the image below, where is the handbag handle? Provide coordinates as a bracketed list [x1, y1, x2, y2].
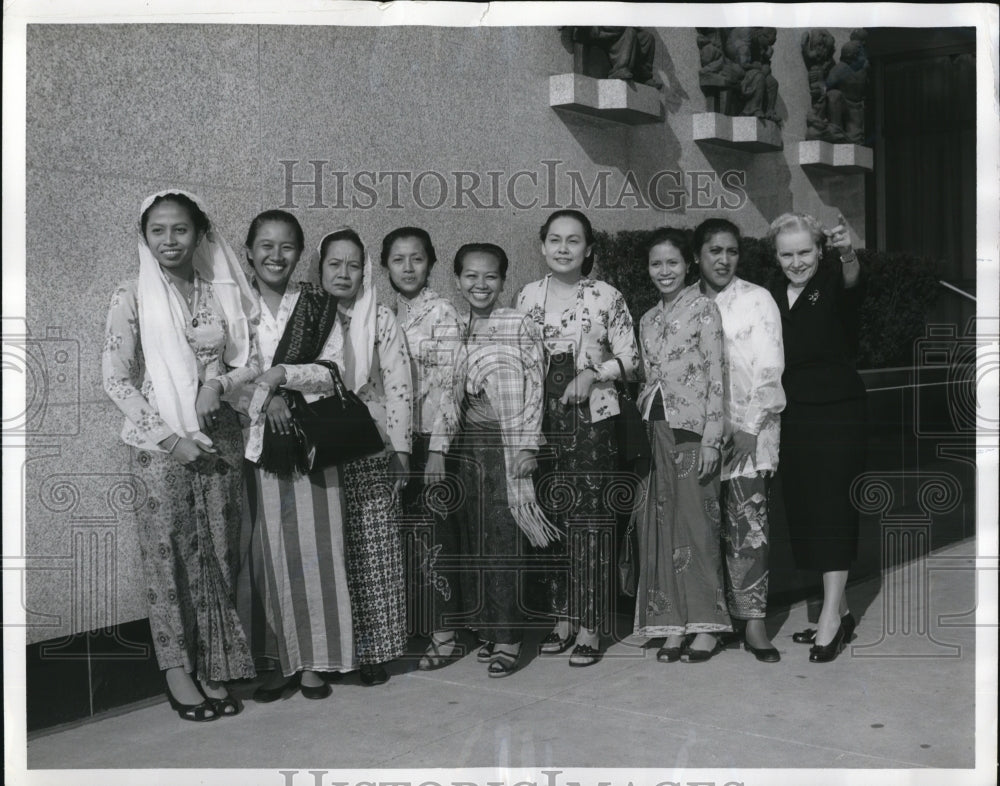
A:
[315, 360, 350, 407]
[613, 357, 632, 401]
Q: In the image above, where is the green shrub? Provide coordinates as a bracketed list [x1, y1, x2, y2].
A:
[594, 229, 941, 370]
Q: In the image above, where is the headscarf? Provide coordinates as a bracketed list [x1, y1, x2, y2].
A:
[317, 227, 375, 393]
[136, 189, 258, 446]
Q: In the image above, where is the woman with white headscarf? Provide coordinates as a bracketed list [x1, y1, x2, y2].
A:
[102, 190, 260, 721]
[319, 227, 412, 686]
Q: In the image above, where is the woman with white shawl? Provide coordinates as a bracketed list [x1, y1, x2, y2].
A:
[453, 243, 557, 677]
[102, 190, 260, 721]
[318, 227, 412, 687]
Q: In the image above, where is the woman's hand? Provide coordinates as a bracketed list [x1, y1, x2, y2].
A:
[266, 396, 293, 435]
[389, 452, 410, 501]
[195, 382, 223, 432]
[254, 366, 287, 393]
[167, 436, 217, 465]
[512, 449, 537, 479]
[424, 450, 446, 485]
[727, 430, 757, 473]
[824, 212, 854, 254]
[698, 445, 720, 481]
[560, 368, 598, 407]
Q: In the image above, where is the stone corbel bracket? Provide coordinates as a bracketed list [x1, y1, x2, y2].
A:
[549, 73, 662, 124]
[798, 140, 874, 173]
[692, 111, 782, 152]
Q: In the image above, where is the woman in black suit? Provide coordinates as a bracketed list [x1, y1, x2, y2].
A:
[768, 211, 867, 663]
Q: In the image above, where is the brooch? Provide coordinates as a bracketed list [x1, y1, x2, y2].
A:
[808, 291, 820, 305]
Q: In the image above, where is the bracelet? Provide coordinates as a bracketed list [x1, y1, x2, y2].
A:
[163, 434, 182, 453]
[840, 250, 858, 264]
[203, 379, 224, 395]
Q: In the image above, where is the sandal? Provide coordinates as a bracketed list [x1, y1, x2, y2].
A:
[568, 643, 602, 667]
[538, 630, 575, 656]
[165, 684, 218, 722]
[418, 634, 461, 671]
[487, 647, 520, 678]
[476, 641, 495, 663]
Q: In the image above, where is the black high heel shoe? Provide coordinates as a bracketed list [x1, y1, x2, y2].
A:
[165, 684, 219, 722]
[793, 612, 856, 644]
[253, 673, 301, 703]
[809, 621, 848, 663]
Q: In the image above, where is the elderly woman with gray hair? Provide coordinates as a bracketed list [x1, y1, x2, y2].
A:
[767, 211, 867, 663]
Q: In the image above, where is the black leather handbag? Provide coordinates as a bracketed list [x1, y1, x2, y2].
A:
[296, 360, 384, 469]
[613, 357, 651, 467]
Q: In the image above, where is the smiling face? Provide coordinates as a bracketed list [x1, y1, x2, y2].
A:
[541, 216, 592, 279]
[775, 228, 822, 287]
[386, 236, 431, 298]
[143, 200, 202, 273]
[321, 239, 365, 302]
[456, 251, 504, 316]
[648, 240, 689, 301]
[697, 230, 739, 293]
[246, 220, 302, 291]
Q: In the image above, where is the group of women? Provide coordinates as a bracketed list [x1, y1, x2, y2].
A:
[103, 190, 868, 723]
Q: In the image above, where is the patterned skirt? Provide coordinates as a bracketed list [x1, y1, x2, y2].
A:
[634, 422, 732, 637]
[237, 463, 355, 676]
[401, 433, 464, 637]
[453, 419, 530, 645]
[534, 397, 619, 634]
[131, 405, 255, 682]
[341, 453, 407, 664]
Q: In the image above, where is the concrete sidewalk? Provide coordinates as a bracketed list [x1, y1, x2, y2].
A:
[25, 539, 980, 771]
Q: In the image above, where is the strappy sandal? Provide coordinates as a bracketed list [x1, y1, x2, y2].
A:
[165, 685, 218, 722]
[487, 647, 520, 678]
[418, 634, 461, 671]
[476, 641, 495, 663]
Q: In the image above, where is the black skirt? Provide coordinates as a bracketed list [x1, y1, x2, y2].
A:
[779, 396, 868, 572]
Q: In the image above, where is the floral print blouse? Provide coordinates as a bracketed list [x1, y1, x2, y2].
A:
[102, 277, 261, 451]
[637, 283, 725, 450]
[394, 287, 464, 453]
[514, 275, 640, 423]
[338, 303, 413, 455]
[710, 277, 786, 480]
[228, 281, 346, 463]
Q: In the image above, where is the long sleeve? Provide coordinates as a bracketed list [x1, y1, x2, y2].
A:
[280, 324, 346, 395]
[742, 292, 786, 434]
[424, 302, 465, 454]
[377, 307, 413, 455]
[700, 299, 726, 450]
[512, 315, 545, 453]
[593, 288, 640, 383]
[101, 281, 174, 446]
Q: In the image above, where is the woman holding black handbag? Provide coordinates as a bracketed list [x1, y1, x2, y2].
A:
[232, 210, 356, 702]
[320, 226, 413, 686]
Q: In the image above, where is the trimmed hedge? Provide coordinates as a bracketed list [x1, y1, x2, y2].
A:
[593, 229, 941, 370]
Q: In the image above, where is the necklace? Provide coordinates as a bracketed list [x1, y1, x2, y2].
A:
[185, 275, 202, 327]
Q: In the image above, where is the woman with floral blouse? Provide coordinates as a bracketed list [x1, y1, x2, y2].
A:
[379, 226, 465, 671]
[102, 190, 260, 720]
[633, 227, 732, 664]
[515, 209, 640, 667]
[320, 227, 412, 686]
